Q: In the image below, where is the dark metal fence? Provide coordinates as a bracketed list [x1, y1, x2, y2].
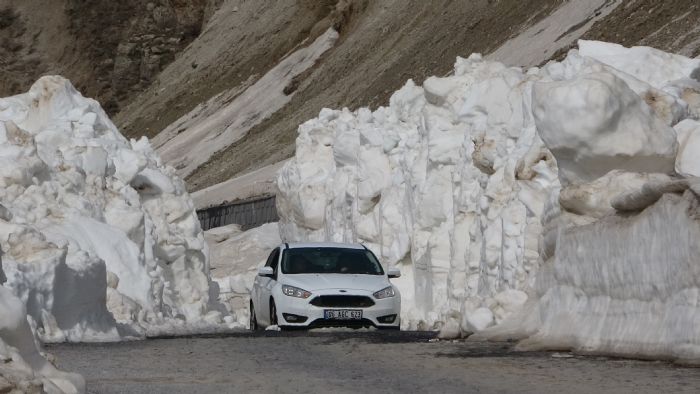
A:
[196, 196, 278, 231]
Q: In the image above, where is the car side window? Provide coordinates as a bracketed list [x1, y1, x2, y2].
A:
[265, 248, 279, 268]
[270, 249, 280, 280]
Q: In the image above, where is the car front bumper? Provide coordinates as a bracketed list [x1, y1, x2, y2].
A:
[273, 288, 401, 329]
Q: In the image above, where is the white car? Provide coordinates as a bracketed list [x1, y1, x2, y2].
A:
[249, 242, 401, 330]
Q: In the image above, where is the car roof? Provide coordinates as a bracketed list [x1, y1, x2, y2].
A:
[283, 242, 366, 250]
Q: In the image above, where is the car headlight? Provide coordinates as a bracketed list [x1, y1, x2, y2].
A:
[282, 285, 312, 299]
[373, 286, 395, 299]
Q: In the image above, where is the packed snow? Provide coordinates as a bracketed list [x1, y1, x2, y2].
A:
[205, 222, 281, 327]
[484, 183, 700, 363]
[277, 50, 559, 331]
[479, 42, 700, 363]
[0, 76, 230, 345]
[276, 39, 700, 360]
[1, 263, 85, 393]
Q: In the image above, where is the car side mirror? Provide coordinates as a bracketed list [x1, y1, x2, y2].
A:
[388, 267, 401, 279]
[258, 266, 274, 277]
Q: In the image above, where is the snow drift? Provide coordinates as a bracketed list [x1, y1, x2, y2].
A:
[276, 39, 700, 360]
[0, 76, 226, 343]
[1, 263, 84, 393]
[205, 222, 281, 327]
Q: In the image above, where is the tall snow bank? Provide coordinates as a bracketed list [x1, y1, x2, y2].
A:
[1, 264, 85, 393]
[277, 54, 558, 330]
[276, 39, 700, 345]
[485, 188, 700, 363]
[0, 76, 226, 342]
[478, 42, 700, 363]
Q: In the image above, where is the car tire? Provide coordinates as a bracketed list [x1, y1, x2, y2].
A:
[270, 299, 278, 326]
[249, 301, 259, 331]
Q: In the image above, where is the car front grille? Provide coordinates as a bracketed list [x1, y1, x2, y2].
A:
[309, 295, 375, 308]
[309, 318, 375, 329]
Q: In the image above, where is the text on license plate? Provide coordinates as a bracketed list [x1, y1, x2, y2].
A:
[324, 309, 362, 320]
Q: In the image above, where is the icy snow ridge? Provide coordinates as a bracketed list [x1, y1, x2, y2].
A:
[276, 38, 700, 357]
[0, 76, 225, 342]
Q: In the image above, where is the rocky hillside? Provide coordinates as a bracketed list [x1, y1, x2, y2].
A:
[0, 0, 210, 114]
[3, 0, 699, 193]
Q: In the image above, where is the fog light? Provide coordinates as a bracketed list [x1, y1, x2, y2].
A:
[283, 313, 308, 323]
[377, 314, 396, 324]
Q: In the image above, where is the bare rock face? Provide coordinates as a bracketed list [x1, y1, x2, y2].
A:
[66, 0, 208, 114]
[0, 0, 210, 115]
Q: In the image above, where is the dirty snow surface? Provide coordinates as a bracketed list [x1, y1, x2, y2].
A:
[276, 40, 700, 362]
[0, 76, 232, 346]
[154, 29, 338, 178]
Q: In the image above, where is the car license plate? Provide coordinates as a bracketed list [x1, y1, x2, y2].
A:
[324, 309, 362, 320]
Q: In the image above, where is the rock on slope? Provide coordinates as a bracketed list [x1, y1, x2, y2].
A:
[0, 76, 227, 343]
[276, 40, 700, 361]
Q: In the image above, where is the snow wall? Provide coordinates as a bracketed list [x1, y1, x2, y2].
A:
[0, 76, 228, 344]
[1, 263, 84, 393]
[277, 40, 700, 360]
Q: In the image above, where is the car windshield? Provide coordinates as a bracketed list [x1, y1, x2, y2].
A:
[281, 247, 384, 275]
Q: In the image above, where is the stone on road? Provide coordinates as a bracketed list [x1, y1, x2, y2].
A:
[47, 331, 700, 394]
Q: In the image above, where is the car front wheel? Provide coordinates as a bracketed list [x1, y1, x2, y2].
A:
[249, 301, 259, 331]
[270, 299, 278, 326]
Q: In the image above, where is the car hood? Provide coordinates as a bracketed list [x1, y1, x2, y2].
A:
[282, 274, 390, 292]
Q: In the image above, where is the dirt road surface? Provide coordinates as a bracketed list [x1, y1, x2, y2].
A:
[48, 331, 700, 394]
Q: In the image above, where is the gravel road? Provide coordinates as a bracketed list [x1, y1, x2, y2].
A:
[48, 331, 700, 394]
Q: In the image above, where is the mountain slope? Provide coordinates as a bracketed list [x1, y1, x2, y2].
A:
[120, 0, 568, 190]
[142, 0, 700, 193]
[5, 0, 699, 194]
